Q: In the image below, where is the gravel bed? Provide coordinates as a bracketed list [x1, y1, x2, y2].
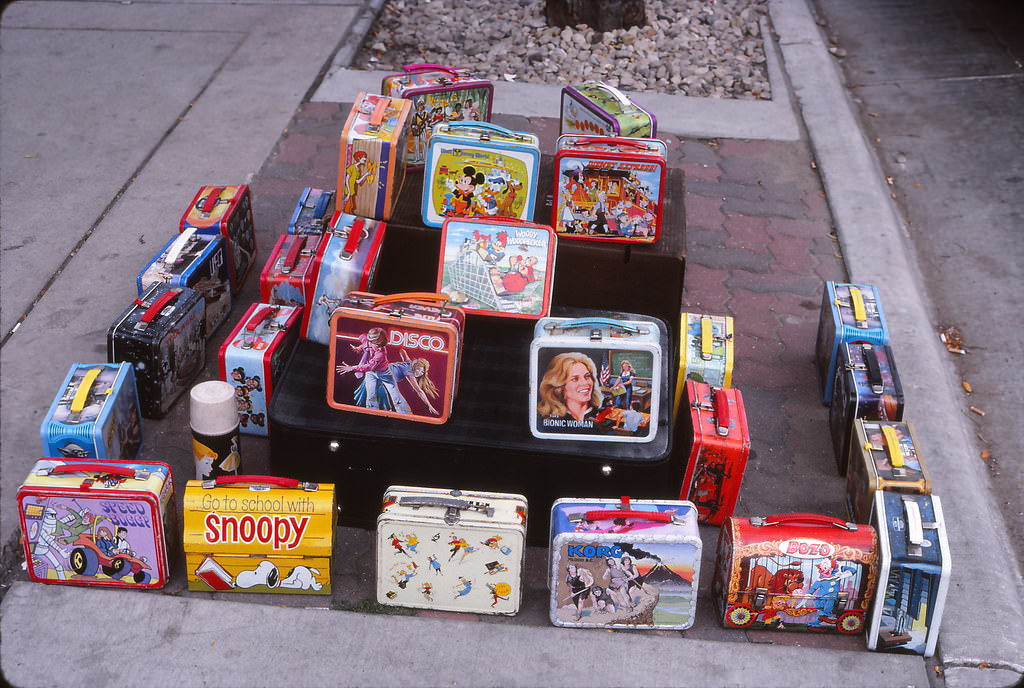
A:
[354, 0, 772, 100]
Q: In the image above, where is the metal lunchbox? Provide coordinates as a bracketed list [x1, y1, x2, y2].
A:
[829, 342, 905, 474]
[681, 382, 750, 525]
[422, 120, 541, 227]
[376, 486, 527, 615]
[259, 232, 325, 307]
[180, 185, 257, 295]
[300, 211, 387, 346]
[107, 283, 206, 419]
[715, 512, 879, 634]
[137, 228, 232, 337]
[552, 134, 667, 243]
[437, 216, 556, 319]
[530, 315, 664, 443]
[868, 491, 951, 657]
[218, 303, 303, 437]
[327, 292, 465, 424]
[560, 80, 657, 138]
[338, 92, 413, 221]
[287, 187, 335, 235]
[549, 497, 701, 630]
[17, 459, 175, 589]
[381, 63, 494, 168]
[674, 312, 735, 417]
[183, 475, 336, 594]
[846, 420, 932, 524]
[815, 281, 889, 404]
[41, 362, 142, 460]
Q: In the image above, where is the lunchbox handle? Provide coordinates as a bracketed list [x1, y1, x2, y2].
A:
[373, 292, 450, 306]
[245, 305, 279, 332]
[881, 425, 904, 467]
[564, 136, 653, 151]
[164, 228, 197, 265]
[135, 288, 181, 324]
[572, 509, 686, 524]
[863, 344, 884, 391]
[712, 387, 731, 437]
[199, 186, 225, 214]
[70, 368, 104, 414]
[369, 98, 390, 128]
[543, 317, 647, 337]
[902, 496, 925, 546]
[204, 474, 319, 491]
[582, 80, 634, 108]
[445, 120, 526, 141]
[43, 463, 144, 479]
[700, 315, 714, 359]
[752, 512, 858, 531]
[846, 286, 867, 324]
[404, 63, 461, 76]
[282, 236, 307, 272]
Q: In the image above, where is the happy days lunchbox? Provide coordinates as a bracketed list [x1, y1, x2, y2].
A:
[41, 362, 142, 460]
[18, 459, 175, 589]
[815, 281, 889, 404]
[183, 475, 336, 594]
[422, 120, 540, 227]
[674, 312, 735, 417]
[549, 497, 701, 630]
[560, 80, 657, 138]
[845, 419, 932, 524]
[180, 185, 257, 295]
[288, 187, 335, 235]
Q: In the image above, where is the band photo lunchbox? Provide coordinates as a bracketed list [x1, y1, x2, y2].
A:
[674, 312, 735, 417]
[529, 314, 665, 443]
[549, 497, 701, 630]
[381, 63, 494, 168]
[41, 362, 142, 460]
[552, 134, 667, 243]
[560, 80, 657, 138]
[183, 475, 336, 594]
[219, 303, 303, 437]
[681, 382, 750, 525]
[137, 228, 232, 337]
[846, 420, 932, 524]
[107, 283, 206, 419]
[338, 92, 413, 221]
[422, 121, 541, 227]
[815, 281, 889, 404]
[868, 492, 951, 657]
[437, 217, 556, 319]
[715, 512, 879, 634]
[259, 232, 324, 307]
[287, 187, 335, 235]
[180, 185, 257, 295]
[300, 212, 387, 345]
[376, 486, 527, 615]
[17, 459, 175, 588]
[829, 342, 905, 474]
[327, 292, 465, 424]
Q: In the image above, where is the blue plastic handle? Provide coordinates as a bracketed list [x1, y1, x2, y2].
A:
[550, 317, 640, 333]
[445, 120, 523, 140]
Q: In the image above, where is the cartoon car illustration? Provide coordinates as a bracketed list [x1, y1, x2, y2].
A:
[69, 532, 152, 585]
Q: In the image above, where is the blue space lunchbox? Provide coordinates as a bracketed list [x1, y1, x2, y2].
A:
[815, 281, 889, 404]
[288, 187, 335, 235]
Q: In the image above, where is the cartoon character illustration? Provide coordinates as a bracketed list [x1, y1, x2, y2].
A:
[453, 576, 473, 598]
[487, 582, 511, 607]
[388, 532, 412, 557]
[420, 582, 434, 601]
[488, 255, 538, 296]
[428, 555, 442, 575]
[482, 535, 512, 556]
[611, 359, 636, 409]
[235, 560, 280, 589]
[392, 562, 419, 589]
[565, 564, 595, 620]
[31, 507, 71, 580]
[280, 565, 323, 591]
[808, 559, 857, 627]
[343, 150, 376, 214]
[387, 350, 440, 415]
[446, 166, 485, 216]
[335, 328, 412, 413]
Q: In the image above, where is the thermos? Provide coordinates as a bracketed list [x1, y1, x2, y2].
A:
[190, 380, 242, 480]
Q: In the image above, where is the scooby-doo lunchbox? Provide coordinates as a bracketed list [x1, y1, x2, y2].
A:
[17, 459, 175, 589]
[183, 475, 336, 594]
[180, 185, 257, 295]
[560, 81, 657, 138]
[327, 292, 465, 424]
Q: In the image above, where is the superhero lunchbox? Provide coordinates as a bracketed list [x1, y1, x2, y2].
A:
[17, 459, 175, 589]
[674, 312, 735, 417]
[183, 475, 336, 594]
[180, 185, 257, 295]
[287, 187, 335, 235]
[259, 232, 325, 307]
[437, 216, 556, 319]
[846, 420, 932, 524]
[560, 80, 657, 138]
[41, 362, 142, 460]
[815, 281, 889, 404]
[327, 292, 465, 424]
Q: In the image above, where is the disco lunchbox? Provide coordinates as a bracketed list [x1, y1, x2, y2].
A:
[560, 80, 657, 138]
[180, 185, 258, 295]
[815, 281, 889, 404]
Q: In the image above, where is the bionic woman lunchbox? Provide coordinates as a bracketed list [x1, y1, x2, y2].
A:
[17, 459, 175, 588]
[287, 187, 335, 235]
[180, 185, 257, 295]
[815, 281, 889, 404]
[327, 292, 465, 424]
[549, 497, 701, 630]
[183, 475, 336, 594]
[715, 512, 879, 635]
[674, 312, 735, 417]
[376, 486, 527, 615]
[530, 315, 665, 443]
[560, 81, 657, 138]
[41, 362, 142, 460]
[846, 420, 932, 524]
[422, 120, 541, 227]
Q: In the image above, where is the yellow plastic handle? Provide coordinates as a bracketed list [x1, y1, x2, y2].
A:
[882, 425, 904, 467]
[700, 316, 713, 357]
[70, 368, 102, 413]
[373, 292, 449, 306]
[849, 287, 867, 323]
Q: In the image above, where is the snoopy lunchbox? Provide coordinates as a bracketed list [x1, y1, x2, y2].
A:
[183, 475, 336, 594]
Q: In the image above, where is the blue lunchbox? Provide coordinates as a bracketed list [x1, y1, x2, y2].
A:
[288, 187, 335, 235]
[815, 281, 889, 404]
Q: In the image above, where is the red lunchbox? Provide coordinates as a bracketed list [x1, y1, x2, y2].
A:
[259, 233, 325, 308]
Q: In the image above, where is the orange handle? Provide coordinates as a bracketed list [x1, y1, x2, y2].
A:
[369, 98, 389, 127]
[373, 292, 449, 306]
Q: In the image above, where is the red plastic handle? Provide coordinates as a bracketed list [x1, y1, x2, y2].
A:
[212, 475, 301, 488]
[245, 306, 277, 332]
[136, 289, 180, 323]
[713, 387, 731, 435]
[568, 136, 650, 150]
[48, 463, 138, 478]
[759, 512, 855, 529]
[283, 236, 306, 270]
[404, 63, 459, 75]
[582, 510, 673, 523]
[200, 187, 224, 213]
[342, 218, 365, 255]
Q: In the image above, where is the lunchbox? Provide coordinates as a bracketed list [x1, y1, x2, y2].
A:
[259, 232, 325, 307]
[183, 475, 336, 594]
[674, 312, 735, 417]
[287, 187, 335, 235]
[560, 80, 657, 138]
[422, 121, 541, 227]
[327, 292, 465, 424]
[549, 496, 701, 630]
[437, 217, 556, 319]
[552, 134, 667, 243]
[218, 303, 303, 436]
[40, 362, 142, 460]
[529, 314, 665, 443]
[376, 485, 527, 614]
[845, 420, 932, 524]
[715, 512, 879, 634]
[338, 92, 413, 221]
[180, 185, 257, 295]
[381, 63, 494, 168]
[815, 281, 889, 404]
[17, 459, 175, 588]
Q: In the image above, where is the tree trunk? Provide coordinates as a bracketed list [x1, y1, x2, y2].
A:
[545, 0, 646, 32]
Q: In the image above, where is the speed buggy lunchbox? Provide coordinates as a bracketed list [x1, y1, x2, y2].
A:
[180, 185, 257, 295]
[815, 281, 889, 404]
[549, 497, 701, 630]
[288, 187, 335, 235]
[422, 121, 540, 227]
[381, 63, 494, 168]
[18, 459, 175, 589]
[376, 486, 527, 615]
[552, 134, 667, 243]
[715, 512, 879, 635]
[674, 312, 735, 417]
[327, 292, 465, 424]
[183, 475, 336, 594]
[530, 314, 664, 443]
[846, 420, 932, 524]
[218, 303, 303, 437]
[560, 80, 657, 138]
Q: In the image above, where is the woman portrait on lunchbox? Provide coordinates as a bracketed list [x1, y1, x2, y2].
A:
[537, 352, 603, 423]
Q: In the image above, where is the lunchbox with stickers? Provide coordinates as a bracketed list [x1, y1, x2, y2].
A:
[560, 80, 657, 138]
